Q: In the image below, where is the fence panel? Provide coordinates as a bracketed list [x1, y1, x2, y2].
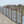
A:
[8, 9, 11, 19]
[7, 8, 8, 16]
[12, 10, 16, 22]
[0, 7, 24, 24]
[17, 8, 21, 24]
[0, 8, 1, 13]
[1, 8, 3, 13]
[4, 8, 7, 16]
[22, 8, 24, 24]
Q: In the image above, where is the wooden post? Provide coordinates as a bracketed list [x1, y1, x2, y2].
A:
[16, 9, 17, 23]
[19, 8, 20, 13]
[8, 8, 9, 18]
[5, 8, 7, 16]
[21, 8, 23, 24]
[3, 8, 4, 15]
[6, 8, 7, 16]
[11, 8, 12, 20]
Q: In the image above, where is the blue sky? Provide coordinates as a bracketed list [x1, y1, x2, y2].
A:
[0, 0, 24, 6]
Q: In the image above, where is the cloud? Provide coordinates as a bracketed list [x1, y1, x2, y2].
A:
[0, 0, 24, 6]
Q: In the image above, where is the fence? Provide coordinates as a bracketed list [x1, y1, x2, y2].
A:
[0, 7, 24, 24]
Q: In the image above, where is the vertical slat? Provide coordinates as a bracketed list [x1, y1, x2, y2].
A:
[8, 5, 9, 18]
[11, 8, 12, 20]
[21, 8, 23, 24]
[6, 8, 7, 16]
[8, 8, 9, 18]
[5, 8, 7, 16]
[16, 9, 17, 23]
[3, 8, 4, 15]
[19, 8, 20, 13]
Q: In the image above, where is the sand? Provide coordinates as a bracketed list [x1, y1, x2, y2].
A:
[0, 13, 17, 24]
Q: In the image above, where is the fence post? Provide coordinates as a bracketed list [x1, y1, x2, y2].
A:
[8, 8, 9, 18]
[11, 8, 12, 20]
[16, 9, 17, 23]
[3, 8, 4, 15]
[0, 8, 1, 13]
[21, 8, 23, 24]
[19, 8, 20, 13]
[6, 8, 7, 16]
[5, 8, 7, 16]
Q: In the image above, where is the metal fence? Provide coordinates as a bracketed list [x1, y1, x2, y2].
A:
[0, 7, 24, 24]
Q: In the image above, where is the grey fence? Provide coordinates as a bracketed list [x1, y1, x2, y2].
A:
[0, 7, 24, 24]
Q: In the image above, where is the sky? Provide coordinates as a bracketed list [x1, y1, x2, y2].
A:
[0, 0, 24, 6]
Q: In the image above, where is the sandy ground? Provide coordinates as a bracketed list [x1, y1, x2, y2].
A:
[0, 13, 17, 24]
